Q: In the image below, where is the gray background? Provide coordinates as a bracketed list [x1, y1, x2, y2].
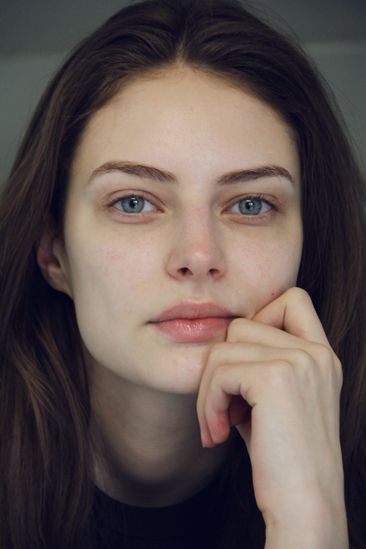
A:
[1, 0, 366, 185]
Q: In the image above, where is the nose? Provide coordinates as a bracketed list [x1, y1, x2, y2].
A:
[165, 209, 226, 283]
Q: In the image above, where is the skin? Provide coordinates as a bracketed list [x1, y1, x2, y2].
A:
[38, 65, 348, 547]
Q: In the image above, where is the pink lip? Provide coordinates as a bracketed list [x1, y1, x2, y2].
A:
[150, 302, 236, 343]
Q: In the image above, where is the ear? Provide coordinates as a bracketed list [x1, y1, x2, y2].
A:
[36, 230, 73, 299]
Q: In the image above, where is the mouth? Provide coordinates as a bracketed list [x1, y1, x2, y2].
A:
[150, 316, 235, 343]
[149, 301, 237, 343]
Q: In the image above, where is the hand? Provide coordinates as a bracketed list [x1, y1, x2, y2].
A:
[196, 287, 348, 548]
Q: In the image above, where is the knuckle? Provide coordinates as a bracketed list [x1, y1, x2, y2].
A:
[306, 343, 343, 391]
[332, 354, 343, 389]
[287, 287, 312, 304]
[211, 363, 230, 386]
[315, 343, 334, 365]
[291, 348, 314, 368]
[226, 317, 248, 340]
[268, 360, 294, 387]
[207, 342, 228, 367]
[314, 343, 341, 375]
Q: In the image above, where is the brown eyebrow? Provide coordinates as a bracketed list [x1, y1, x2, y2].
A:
[88, 160, 295, 186]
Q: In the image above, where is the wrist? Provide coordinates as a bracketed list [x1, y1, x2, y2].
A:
[263, 497, 349, 549]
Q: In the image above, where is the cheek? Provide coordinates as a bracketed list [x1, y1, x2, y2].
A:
[68, 236, 159, 309]
[234, 234, 302, 313]
[258, 240, 300, 284]
[64, 236, 160, 367]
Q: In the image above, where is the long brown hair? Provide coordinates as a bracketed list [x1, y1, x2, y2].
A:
[1, 1, 365, 547]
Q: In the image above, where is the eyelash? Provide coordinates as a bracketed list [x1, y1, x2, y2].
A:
[108, 192, 277, 220]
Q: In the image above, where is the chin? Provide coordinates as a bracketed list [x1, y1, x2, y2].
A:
[141, 344, 211, 395]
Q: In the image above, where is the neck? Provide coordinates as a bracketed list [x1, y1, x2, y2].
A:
[88, 362, 233, 507]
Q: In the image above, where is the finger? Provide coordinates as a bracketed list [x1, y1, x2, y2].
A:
[252, 287, 329, 345]
[204, 341, 312, 371]
[198, 342, 312, 444]
[199, 361, 277, 446]
[223, 324, 341, 394]
[226, 317, 315, 350]
[200, 363, 244, 445]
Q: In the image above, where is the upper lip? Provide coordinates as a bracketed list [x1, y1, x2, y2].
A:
[152, 302, 236, 322]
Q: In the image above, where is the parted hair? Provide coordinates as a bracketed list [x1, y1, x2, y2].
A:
[0, 1, 365, 547]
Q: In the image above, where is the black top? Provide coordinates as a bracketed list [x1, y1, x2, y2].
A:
[90, 437, 265, 549]
[91, 470, 229, 549]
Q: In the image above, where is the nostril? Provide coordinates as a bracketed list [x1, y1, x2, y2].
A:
[178, 266, 220, 278]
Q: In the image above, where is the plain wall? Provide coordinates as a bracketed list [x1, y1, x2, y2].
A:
[1, 9, 365, 184]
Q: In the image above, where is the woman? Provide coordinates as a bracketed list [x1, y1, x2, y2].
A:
[0, 0, 365, 547]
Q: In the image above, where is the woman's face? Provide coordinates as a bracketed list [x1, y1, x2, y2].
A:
[55, 66, 303, 393]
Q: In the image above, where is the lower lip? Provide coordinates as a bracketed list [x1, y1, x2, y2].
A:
[151, 317, 233, 343]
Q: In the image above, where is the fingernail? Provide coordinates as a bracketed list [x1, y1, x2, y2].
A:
[201, 429, 215, 448]
[200, 427, 210, 448]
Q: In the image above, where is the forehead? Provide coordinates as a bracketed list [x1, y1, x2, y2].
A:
[70, 65, 299, 184]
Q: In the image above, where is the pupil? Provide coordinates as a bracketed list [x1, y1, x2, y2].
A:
[122, 196, 144, 212]
[239, 198, 261, 215]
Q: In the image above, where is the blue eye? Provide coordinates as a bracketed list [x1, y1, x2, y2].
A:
[230, 196, 273, 216]
[113, 195, 156, 213]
